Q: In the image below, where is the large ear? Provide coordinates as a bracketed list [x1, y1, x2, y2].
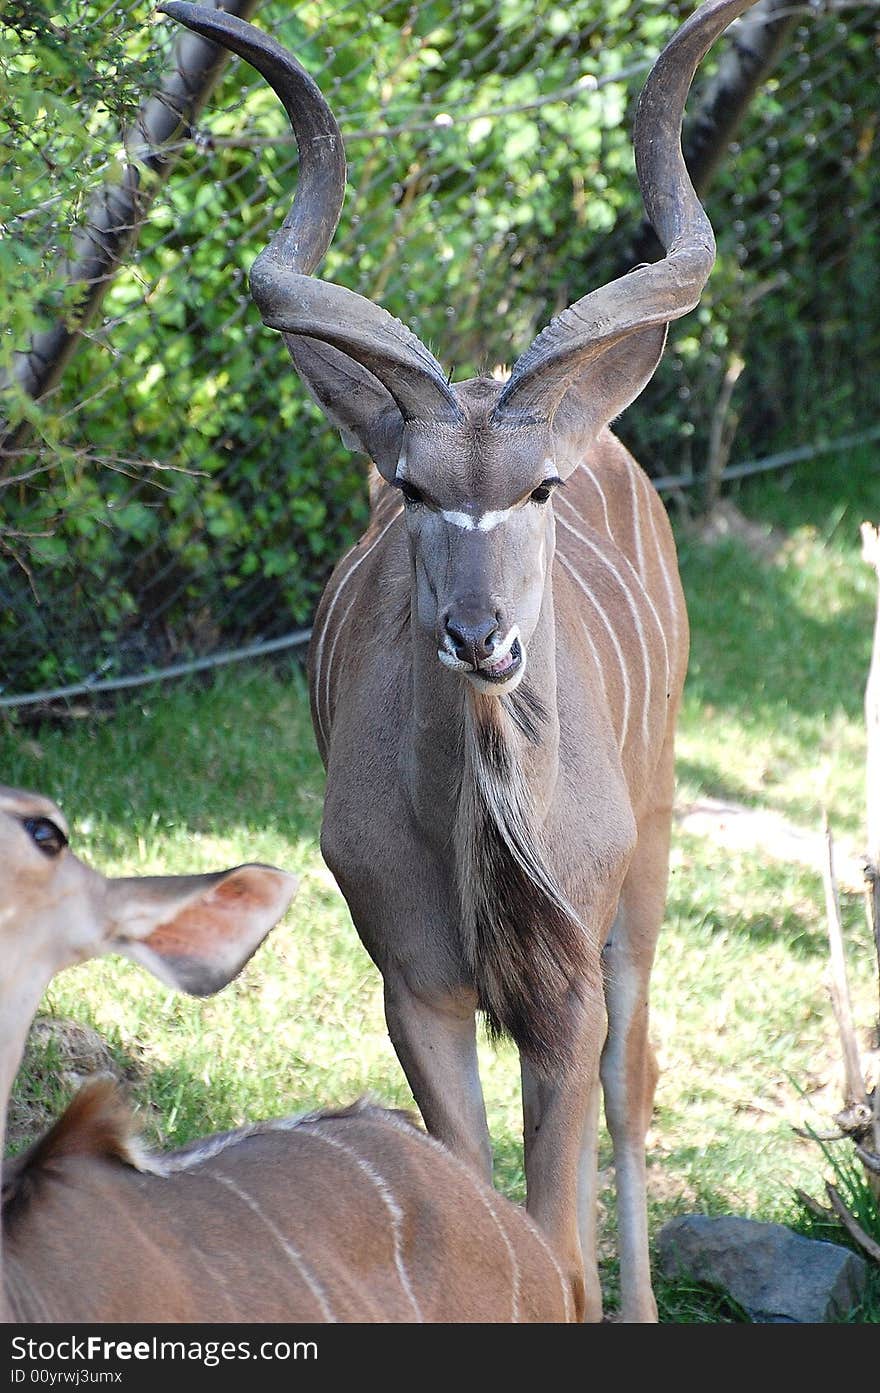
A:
[287, 337, 405, 479]
[550, 324, 669, 455]
[500, 322, 668, 474]
[104, 864, 298, 997]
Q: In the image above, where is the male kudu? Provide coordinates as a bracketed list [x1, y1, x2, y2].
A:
[1, 785, 571, 1322]
[161, 0, 756, 1321]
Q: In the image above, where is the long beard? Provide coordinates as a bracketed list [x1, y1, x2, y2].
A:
[453, 689, 596, 1074]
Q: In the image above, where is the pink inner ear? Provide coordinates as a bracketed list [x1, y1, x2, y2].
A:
[145, 896, 238, 961]
[144, 869, 289, 981]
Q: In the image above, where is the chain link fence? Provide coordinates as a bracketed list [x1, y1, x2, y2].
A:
[2, 0, 878, 704]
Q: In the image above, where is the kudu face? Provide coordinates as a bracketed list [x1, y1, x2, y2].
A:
[0, 785, 101, 986]
[398, 391, 560, 695]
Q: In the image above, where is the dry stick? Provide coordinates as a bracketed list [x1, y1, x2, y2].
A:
[794, 1187, 835, 1223]
[859, 521, 880, 1160]
[825, 1183, 880, 1265]
[855, 1143, 880, 1176]
[821, 815, 867, 1111]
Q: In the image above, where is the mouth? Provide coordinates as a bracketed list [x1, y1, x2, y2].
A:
[437, 627, 525, 694]
[477, 636, 522, 684]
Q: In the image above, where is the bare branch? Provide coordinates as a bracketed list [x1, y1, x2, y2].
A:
[859, 522, 880, 1163]
[0, 0, 262, 462]
[794, 1187, 834, 1221]
[854, 1143, 880, 1177]
[822, 814, 868, 1108]
[825, 1182, 880, 1264]
[0, 536, 40, 602]
[792, 1125, 847, 1142]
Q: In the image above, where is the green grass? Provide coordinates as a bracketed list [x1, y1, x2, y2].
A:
[2, 449, 878, 1320]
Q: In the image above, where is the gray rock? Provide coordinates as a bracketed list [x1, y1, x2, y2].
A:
[657, 1214, 869, 1323]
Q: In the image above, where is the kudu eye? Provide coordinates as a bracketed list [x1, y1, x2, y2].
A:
[530, 478, 560, 505]
[396, 480, 426, 508]
[24, 817, 68, 858]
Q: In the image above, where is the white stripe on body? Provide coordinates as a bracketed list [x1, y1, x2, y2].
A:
[573, 457, 680, 660]
[578, 461, 616, 541]
[211, 1169, 336, 1322]
[626, 456, 647, 577]
[311, 509, 402, 748]
[305, 1122, 423, 1321]
[638, 467, 681, 652]
[556, 551, 630, 751]
[556, 496, 670, 729]
[556, 513, 653, 749]
[370, 1112, 523, 1322]
[7, 1258, 54, 1322]
[378, 1109, 576, 1322]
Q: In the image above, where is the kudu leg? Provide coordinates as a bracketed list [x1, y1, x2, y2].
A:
[599, 742, 675, 1322]
[521, 986, 606, 1323]
[383, 975, 493, 1184]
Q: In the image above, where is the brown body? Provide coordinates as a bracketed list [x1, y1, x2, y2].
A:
[0, 784, 571, 1325]
[310, 427, 687, 1322]
[5, 1091, 570, 1323]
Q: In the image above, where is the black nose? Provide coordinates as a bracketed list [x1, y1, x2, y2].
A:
[443, 609, 500, 668]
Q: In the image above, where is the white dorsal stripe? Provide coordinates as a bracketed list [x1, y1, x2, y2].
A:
[557, 551, 630, 750]
[556, 511, 652, 748]
[211, 1170, 336, 1322]
[307, 1122, 423, 1321]
[312, 509, 402, 748]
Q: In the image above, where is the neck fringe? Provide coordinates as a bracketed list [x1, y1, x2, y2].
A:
[454, 694, 595, 1073]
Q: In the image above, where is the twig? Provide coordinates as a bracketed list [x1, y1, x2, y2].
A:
[792, 1125, 847, 1142]
[0, 536, 40, 602]
[825, 1182, 880, 1264]
[854, 1143, 880, 1177]
[822, 814, 868, 1109]
[794, 1187, 834, 1221]
[859, 521, 880, 1158]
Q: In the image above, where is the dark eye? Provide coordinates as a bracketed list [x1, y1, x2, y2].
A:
[530, 477, 560, 504]
[24, 817, 68, 858]
[396, 479, 425, 507]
